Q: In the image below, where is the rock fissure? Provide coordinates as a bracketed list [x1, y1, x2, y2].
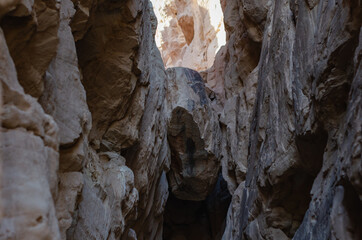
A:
[0, 0, 361, 240]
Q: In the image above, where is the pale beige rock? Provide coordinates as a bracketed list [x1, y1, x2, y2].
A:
[0, 0, 361, 239]
[55, 172, 83, 240]
[0, 129, 60, 240]
[201, 45, 227, 101]
[151, 0, 226, 71]
[0, 28, 58, 151]
[1, 1, 167, 240]
[40, 0, 90, 147]
[39, 0, 91, 173]
[70, 151, 139, 240]
[0, 27, 60, 240]
[68, 1, 171, 239]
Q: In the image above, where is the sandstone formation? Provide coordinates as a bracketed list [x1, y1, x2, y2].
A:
[0, 0, 361, 240]
[151, 0, 226, 71]
[1, 0, 169, 239]
[216, 0, 362, 239]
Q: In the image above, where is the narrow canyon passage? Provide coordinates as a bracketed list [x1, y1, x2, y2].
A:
[163, 173, 231, 240]
[151, 1, 231, 238]
[0, 0, 361, 240]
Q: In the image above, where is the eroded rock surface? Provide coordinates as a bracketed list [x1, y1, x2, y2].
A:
[0, 0, 169, 239]
[166, 67, 221, 201]
[151, 0, 226, 71]
[0, 26, 60, 240]
[0, 0, 361, 240]
[217, 0, 362, 239]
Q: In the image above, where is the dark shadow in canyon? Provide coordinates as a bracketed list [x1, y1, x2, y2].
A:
[336, 179, 362, 239]
[163, 173, 231, 240]
[257, 128, 329, 238]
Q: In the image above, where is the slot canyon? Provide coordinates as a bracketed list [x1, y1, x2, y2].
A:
[0, 0, 361, 239]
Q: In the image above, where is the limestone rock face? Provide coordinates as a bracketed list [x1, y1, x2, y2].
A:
[0, 0, 361, 239]
[0, 0, 170, 239]
[151, 0, 226, 71]
[39, 0, 91, 172]
[217, 0, 362, 239]
[0, 27, 60, 240]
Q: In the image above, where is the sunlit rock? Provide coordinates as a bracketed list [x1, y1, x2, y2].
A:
[151, 0, 226, 71]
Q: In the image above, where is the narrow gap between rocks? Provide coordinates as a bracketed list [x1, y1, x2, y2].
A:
[150, 1, 230, 239]
[334, 179, 362, 239]
[163, 173, 231, 240]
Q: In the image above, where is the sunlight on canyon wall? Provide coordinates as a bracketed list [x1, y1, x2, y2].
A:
[150, 0, 226, 71]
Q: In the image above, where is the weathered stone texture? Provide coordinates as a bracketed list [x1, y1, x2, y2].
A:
[166, 67, 221, 201]
[0, 0, 170, 239]
[0, 25, 60, 240]
[1, 0, 59, 98]
[0, 0, 361, 239]
[151, 0, 226, 71]
[218, 0, 362, 239]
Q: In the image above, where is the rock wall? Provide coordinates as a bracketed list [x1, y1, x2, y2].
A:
[0, 1, 227, 239]
[0, 0, 170, 239]
[0, 0, 361, 240]
[216, 0, 362, 239]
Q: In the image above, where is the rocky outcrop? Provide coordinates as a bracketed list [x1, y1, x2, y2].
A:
[0, 0, 361, 239]
[0, 25, 60, 240]
[0, 0, 169, 239]
[216, 0, 362, 239]
[1, 0, 59, 98]
[166, 67, 221, 201]
[151, 0, 225, 71]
